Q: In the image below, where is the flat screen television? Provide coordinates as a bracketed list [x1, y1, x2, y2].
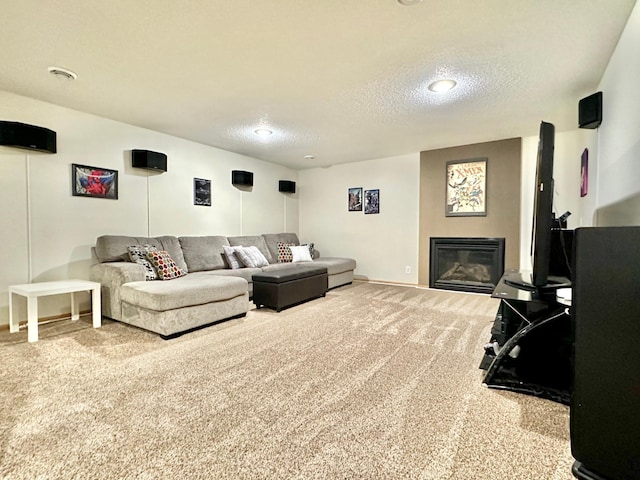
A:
[504, 121, 570, 291]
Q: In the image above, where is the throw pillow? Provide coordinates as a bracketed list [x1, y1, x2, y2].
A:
[223, 245, 243, 270]
[290, 245, 313, 263]
[302, 242, 315, 258]
[128, 244, 159, 281]
[146, 250, 187, 280]
[235, 246, 269, 268]
[277, 242, 296, 263]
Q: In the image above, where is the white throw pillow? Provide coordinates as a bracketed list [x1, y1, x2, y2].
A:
[235, 245, 269, 268]
[290, 245, 313, 263]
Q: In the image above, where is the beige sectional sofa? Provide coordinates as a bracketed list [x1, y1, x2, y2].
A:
[90, 233, 356, 337]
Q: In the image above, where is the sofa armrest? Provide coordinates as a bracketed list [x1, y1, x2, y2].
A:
[90, 262, 146, 284]
[90, 262, 146, 320]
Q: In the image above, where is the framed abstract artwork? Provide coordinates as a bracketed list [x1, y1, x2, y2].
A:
[71, 164, 118, 199]
[194, 178, 211, 206]
[364, 189, 380, 214]
[348, 187, 362, 211]
[445, 158, 487, 217]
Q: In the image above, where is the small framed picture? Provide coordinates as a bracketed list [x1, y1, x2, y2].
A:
[71, 164, 118, 199]
[580, 148, 588, 197]
[364, 189, 380, 214]
[194, 178, 211, 206]
[348, 187, 363, 211]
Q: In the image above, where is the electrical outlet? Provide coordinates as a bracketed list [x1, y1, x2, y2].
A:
[405, 266, 411, 274]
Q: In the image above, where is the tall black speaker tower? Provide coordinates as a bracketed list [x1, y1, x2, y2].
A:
[571, 226, 640, 480]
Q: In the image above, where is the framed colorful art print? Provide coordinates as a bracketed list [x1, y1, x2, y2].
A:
[348, 187, 362, 211]
[445, 158, 487, 217]
[364, 189, 380, 214]
[71, 164, 118, 199]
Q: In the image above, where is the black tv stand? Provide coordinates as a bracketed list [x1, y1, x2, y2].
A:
[479, 269, 572, 405]
[502, 270, 571, 292]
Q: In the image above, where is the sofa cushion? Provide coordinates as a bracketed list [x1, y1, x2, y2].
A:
[262, 233, 300, 263]
[146, 250, 187, 280]
[179, 236, 229, 272]
[96, 235, 188, 273]
[191, 268, 262, 283]
[228, 235, 274, 264]
[120, 275, 247, 311]
[310, 257, 357, 275]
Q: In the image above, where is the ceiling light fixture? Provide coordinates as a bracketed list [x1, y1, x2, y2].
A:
[397, 0, 423, 5]
[48, 66, 77, 80]
[254, 128, 273, 137]
[428, 79, 457, 93]
[304, 155, 315, 160]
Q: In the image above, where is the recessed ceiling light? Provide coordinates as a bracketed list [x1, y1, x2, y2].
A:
[397, 0, 423, 5]
[254, 129, 273, 137]
[48, 66, 77, 80]
[304, 155, 315, 160]
[428, 79, 457, 93]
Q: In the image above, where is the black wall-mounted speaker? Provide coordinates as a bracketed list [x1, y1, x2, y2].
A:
[232, 170, 253, 187]
[579, 92, 602, 129]
[132, 149, 167, 172]
[279, 180, 296, 193]
[0, 121, 57, 153]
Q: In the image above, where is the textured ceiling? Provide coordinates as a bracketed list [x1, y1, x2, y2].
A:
[0, 0, 636, 169]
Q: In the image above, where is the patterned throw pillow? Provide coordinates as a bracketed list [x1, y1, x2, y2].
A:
[290, 245, 313, 263]
[277, 242, 296, 263]
[235, 246, 269, 268]
[223, 245, 243, 270]
[145, 250, 187, 280]
[302, 243, 315, 258]
[128, 244, 159, 281]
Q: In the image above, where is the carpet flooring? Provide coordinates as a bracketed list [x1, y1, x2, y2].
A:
[0, 281, 574, 479]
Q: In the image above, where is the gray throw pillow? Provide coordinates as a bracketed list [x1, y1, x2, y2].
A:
[235, 246, 269, 268]
[223, 245, 243, 270]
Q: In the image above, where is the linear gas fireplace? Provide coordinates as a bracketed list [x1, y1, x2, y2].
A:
[429, 237, 505, 294]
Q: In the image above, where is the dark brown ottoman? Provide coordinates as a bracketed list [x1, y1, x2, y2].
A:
[252, 265, 328, 312]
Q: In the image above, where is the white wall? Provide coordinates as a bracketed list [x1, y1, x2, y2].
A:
[0, 91, 298, 325]
[594, 2, 640, 213]
[298, 154, 420, 284]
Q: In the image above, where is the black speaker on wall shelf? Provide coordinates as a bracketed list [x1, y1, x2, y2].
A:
[132, 149, 167, 172]
[579, 91, 602, 129]
[279, 180, 296, 193]
[0, 121, 57, 153]
[232, 170, 253, 187]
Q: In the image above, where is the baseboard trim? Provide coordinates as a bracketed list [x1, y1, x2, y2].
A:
[0, 309, 92, 331]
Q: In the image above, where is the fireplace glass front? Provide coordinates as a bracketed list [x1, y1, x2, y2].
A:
[429, 237, 505, 294]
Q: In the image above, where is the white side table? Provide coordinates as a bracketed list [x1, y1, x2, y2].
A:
[9, 280, 102, 342]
